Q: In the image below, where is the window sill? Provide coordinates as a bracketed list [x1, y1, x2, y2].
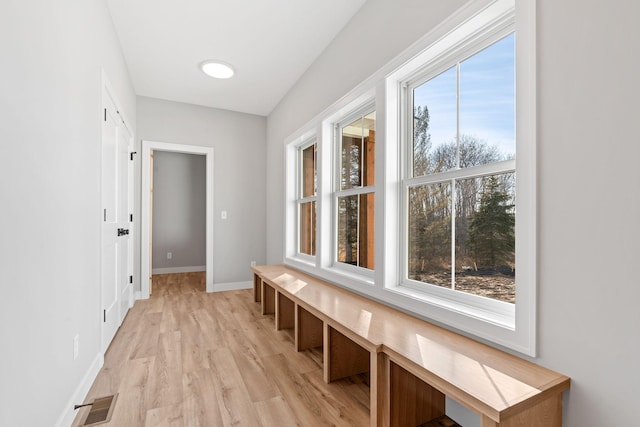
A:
[283, 258, 374, 291]
[388, 283, 515, 330]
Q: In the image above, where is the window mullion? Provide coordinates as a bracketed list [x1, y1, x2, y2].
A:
[299, 195, 317, 204]
[336, 186, 376, 198]
[456, 62, 461, 169]
[405, 160, 516, 187]
[356, 194, 361, 266]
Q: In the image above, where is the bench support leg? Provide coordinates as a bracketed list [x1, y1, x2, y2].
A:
[389, 361, 445, 427]
[481, 392, 562, 427]
[370, 351, 389, 427]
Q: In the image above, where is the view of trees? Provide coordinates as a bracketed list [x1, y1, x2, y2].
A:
[337, 113, 375, 269]
[469, 176, 515, 269]
[408, 106, 515, 300]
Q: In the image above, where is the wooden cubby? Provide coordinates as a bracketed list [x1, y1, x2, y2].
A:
[390, 361, 445, 427]
[261, 282, 275, 316]
[276, 292, 295, 331]
[296, 305, 323, 351]
[252, 266, 570, 427]
[325, 325, 370, 383]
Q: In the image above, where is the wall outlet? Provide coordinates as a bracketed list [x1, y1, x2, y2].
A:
[73, 334, 79, 360]
[250, 261, 256, 267]
[167, 252, 172, 259]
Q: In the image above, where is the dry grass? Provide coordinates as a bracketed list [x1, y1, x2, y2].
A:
[412, 272, 515, 304]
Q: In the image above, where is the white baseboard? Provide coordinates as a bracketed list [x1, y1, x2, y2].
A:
[152, 265, 206, 274]
[135, 290, 142, 300]
[54, 352, 104, 427]
[211, 280, 252, 292]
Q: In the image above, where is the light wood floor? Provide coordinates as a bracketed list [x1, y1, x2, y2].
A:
[72, 273, 370, 427]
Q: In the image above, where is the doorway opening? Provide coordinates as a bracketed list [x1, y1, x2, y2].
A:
[141, 141, 214, 298]
[151, 151, 206, 293]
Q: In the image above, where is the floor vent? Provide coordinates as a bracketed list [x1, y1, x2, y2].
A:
[78, 394, 118, 426]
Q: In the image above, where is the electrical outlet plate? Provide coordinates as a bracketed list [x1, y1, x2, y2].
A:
[250, 261, 256, 267]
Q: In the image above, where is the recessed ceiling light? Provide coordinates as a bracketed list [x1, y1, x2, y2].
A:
[200, 60, 235, 79]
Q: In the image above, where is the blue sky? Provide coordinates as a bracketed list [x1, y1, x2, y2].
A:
[414, 33, 515, 158]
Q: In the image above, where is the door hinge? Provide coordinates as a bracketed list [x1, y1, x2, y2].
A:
[104, 108, 107, 121]
[130, 151, 137, 161]
[103, 309, 106, 323]
[129, 275, 133, 284]
[130, 213, 133, 222]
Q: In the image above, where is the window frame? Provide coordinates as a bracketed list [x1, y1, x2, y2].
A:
[285, 132, 318, 266]
[398, 26, 518, 318]
[283, 0, 537, 356]
[295, 138, 317, 260]
[385, 0, 536, 351]
[331, 103, 377, 280]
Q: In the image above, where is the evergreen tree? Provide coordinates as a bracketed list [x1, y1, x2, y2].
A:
[468, 176, 515, 269]
[413, 105, 431, 176]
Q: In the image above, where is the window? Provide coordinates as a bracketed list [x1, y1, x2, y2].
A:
[297, 140, 317, 257]
[404, 34, 516, 304]
[335, 109, 376, 271]
[284, 0, 536, 355]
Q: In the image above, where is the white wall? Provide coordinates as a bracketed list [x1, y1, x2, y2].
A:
[137, 96, 267, 285]
[266, 0, 640, 425]
[152, 151, 206, 271]
[0, 0, 136, 426]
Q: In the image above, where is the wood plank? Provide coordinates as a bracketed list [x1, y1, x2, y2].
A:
[223, 327, 281, 402]
[128, 312, 162, 360]
[389, 361, 445, 427]
[74, 273, 375, 427]
[181, 368, 224, 427]
[326, 325, 370, 383]
[370, 351, 389, 427]
[277, 292, 295, 330]
[207, 291, 240, 332]
[254, 273, 262, 302]
[261, 352, 329, 425]
[227, 289, 262, 324]
[262, 282, 276, 315]
[418, 415, 462, 427]
[146, 331, 183, 409]
[253, 264, 570, 423]
[302, 368, 370, 426]
[254, 396, 301, 427]
[262, 352, 368, 426]
[296, 305, 323, 351]
[481, 392, 562, 427]
[144, 403, 183, 427]
[207, 347, 263, 426]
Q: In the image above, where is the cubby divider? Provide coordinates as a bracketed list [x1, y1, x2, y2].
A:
[252, 267, 570, 427]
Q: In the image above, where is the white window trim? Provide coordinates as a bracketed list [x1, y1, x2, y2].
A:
[385, 0, 536, 354]
[283, 0, 536, 356]
[285, 130, 318, 267]
[295, 138, 317, 257]
[330, 103, 377, 281]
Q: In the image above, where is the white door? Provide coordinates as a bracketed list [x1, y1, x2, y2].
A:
[119, 122, 134, 323]
[101, 84, 131, 352]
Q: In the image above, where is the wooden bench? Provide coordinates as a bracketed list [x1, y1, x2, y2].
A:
[252, 265, 570, 427]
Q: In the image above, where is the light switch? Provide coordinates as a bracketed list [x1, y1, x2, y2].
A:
[221, 210, 227, 219]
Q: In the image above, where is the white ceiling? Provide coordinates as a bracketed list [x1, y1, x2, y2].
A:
[106, 0, 367, 116]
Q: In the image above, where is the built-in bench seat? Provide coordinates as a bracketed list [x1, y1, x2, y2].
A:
[252, 265, 570, 427]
